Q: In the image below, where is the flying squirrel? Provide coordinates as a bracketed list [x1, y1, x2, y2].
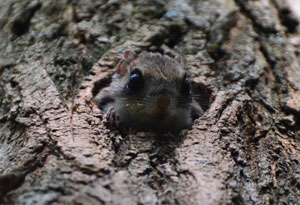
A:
[94, 51, 203, 134]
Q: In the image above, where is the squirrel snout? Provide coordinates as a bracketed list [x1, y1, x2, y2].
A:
[153, 95, 170, 120]
[156, 95, 170, 109]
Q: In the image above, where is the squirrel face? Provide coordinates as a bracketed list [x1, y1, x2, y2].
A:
[95, 51, 197, 133]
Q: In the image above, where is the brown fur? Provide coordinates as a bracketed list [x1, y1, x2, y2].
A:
[94, 51, 202, 133]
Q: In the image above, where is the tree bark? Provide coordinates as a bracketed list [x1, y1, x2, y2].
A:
[1, 0, 300, 204]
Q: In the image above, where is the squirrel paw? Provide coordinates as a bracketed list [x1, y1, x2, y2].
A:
[105, 106, 122, 130]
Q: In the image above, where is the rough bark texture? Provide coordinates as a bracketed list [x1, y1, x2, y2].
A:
[1, 0, 300, 204]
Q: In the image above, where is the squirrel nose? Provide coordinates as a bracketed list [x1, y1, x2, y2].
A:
[156, 95, 170, 109]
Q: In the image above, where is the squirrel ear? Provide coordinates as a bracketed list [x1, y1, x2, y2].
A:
[117, 50, 137, 75]
[174, 54, 184, 65]
[117, 60, 129, 75]
[124, 50, 137, 61]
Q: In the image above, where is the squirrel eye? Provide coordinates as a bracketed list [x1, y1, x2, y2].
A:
[127, 69, 144, 91]
[182, 75, 191, 96]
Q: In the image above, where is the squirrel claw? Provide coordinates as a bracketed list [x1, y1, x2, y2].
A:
[105, 106, 122, 131]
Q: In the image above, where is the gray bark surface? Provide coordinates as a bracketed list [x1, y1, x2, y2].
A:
[0, 0, 300, 204]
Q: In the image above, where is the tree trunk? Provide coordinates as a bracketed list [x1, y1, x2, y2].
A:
[1, 0, 300, 204]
